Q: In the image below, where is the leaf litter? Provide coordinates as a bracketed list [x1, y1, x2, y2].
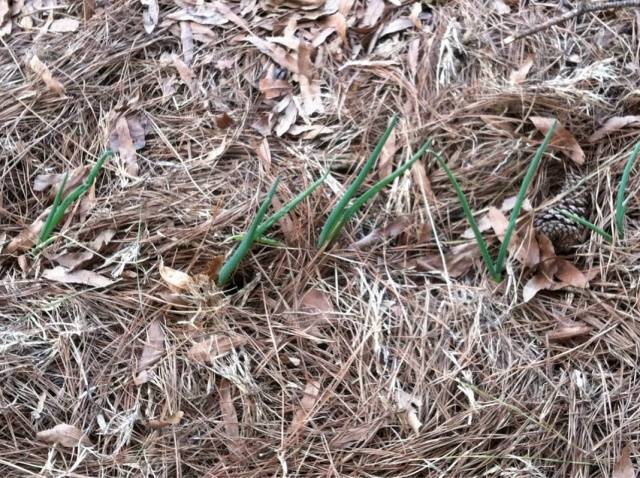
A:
[2, 0, 638, 476]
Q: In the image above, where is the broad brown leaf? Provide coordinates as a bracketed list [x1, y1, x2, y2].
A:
[612, 445, 634, 478]
[159, 261, 194, 292]
[530, 117, 584, 165]
[42, 267, 114, 288]
[29, 55, 65, 96]
[134, 320, 166, 385]
[37, 424, 92, 448]
[588, 116, 640, 142]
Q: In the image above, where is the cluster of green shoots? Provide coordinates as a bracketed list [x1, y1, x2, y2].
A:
[436, 120, 639, 282]
[218, 114, 432, 286]
[37, 150, 114, 250]
[37, 117, 638, 287]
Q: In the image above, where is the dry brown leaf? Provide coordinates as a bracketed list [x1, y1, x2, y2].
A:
[487, 207, 539, 267]
[53, 251, 94, 271]
[259, 77, 292, 99]
[555, 259, 589, 288]
[159, 261, 194, 292]
[109, 114, 147, 177]
[523, 272, 554, 302]
[299, 77, 323, 116]
[203, 255, 225, 281]
[588, 116, 640, 142]
[49, 18, 80, 32]
[37, 424, 92, 448]
[352, 217, 409, 249]
[379, 17, 413, 38]
[218, 379, 240, 451]
[148, 410, 184, 429]
[613, 445, 635, 478]
[90, 229, 116, 250]
[214, 112, 234, 129]
[170, 53, 197, 95]
[6, 212, 48, 253]
[289, 380, 320, 436]
[299, 288, 334, 327]
[134, 320, 166, 385]
[362, 0, 384, 27]
[297, 40, 314, 79]
[141, 0, 159, 34]
[29, 55, 65, 96]
[83, 0, 96, 21]
[247, 36, 298, 73]
[42, 267, 114, 288]
[287, 124, 332, 139]
[530, 117, 585, 165]
[187, 334, 249, 363]
[275, 99, 298, 136]
[377, 128, 398, 179]
[509, 55, 534, 84]
[547, 322, 592, 341]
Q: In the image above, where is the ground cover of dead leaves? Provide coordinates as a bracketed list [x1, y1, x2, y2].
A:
[2, 0, 640, 476]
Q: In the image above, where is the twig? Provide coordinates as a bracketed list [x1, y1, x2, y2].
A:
[505, 0, 640, 45]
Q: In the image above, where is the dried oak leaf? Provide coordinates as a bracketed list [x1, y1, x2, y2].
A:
[109, 114, 148, 177]
[530, 116, 584, 165]
[37, 424, 92, 448]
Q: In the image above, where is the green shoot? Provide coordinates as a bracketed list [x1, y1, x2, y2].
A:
[322, 139, 433, 245]
[558, 210, 612, 244]
[494, 120, 557, 277]
[615, 141, 640, 240]
[317, 114, 398, 247]
[217, 178, 280, 287]
[37, 150, 113, 248]
[227, 171, 328, 246]
[432, 151, 498, 281]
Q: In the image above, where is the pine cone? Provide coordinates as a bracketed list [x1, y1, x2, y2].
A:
[534, 167, 590, 252]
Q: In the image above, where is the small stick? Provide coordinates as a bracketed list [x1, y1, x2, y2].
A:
[505, 0, 640, 45]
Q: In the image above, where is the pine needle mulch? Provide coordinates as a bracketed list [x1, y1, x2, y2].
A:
[1, 0, 640, 476]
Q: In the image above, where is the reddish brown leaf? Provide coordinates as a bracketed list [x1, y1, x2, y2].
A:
[613, 445, 634, 478]
[110, 116, 138, 176]
[530, 117, 585, 165]
[187, 334, 249, 363]
[588, 116, 640, 142]
[214, 112, 234, 129]
[37, 424, 92, 448]
[259, 77, 292, 99]
[29, 55, 65, 96]
[134, 320, 166, 385]
[218, 379, 241, 453]
[555, 259, 589, 288]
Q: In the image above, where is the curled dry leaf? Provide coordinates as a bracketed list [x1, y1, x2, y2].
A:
[612, 445, 634, 478]
[147, 411, 184, 429]
[275, 98, 298, 136]
[134, 320, 166, 385]
[6, 211, 48, 253]
[141, 0, 159, 33]
[29, 55, 65, 96]
[509, 54, 534, 84]
[352, 217, 409, 249]
[187, 334, 249, 363]
[42, 267, 115, 288]
[218, 379, 241, 453]
[547, 322, 592, 342]
[159, 261, 194, 292]
[530, 116, 585, 165]
[588, 116, 640, 142]
[298, 288, 335, 330]
[109, 114, 148, 177]
[214, 112, 234, 129]
[259, 77, 292, 99]
[37, 424, 92, 448]
[289, 380, 320, 436]
[377, 128, 398, 179]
